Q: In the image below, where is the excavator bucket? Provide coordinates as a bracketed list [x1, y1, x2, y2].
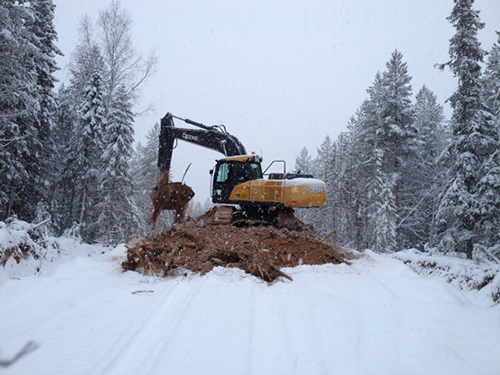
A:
[149, 172, 195, 226]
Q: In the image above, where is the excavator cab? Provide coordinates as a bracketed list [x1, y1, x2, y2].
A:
[211, 155, 263, 203]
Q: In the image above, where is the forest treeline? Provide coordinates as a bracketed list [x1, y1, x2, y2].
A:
[295, 2, 500, 260]
[1, 0, 499, 259]
[0, 0, 157, 243]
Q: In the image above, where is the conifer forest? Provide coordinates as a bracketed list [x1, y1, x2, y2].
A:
[1, 0, 499, 262]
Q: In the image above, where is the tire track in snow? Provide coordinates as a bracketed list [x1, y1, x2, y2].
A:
[278, 277, 328, 374]
[101, 275, 206, 375]
[93, 278, 205, 374]
[245, 279, 256, 375]
[359, 265, 427, 374]
[90, 278, 179, 375]
[139, 276, 206, 374]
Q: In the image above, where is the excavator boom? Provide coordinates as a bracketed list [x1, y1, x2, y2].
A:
[158, 113, 246, 173]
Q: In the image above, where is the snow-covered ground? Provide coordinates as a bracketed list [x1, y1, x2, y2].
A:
[1, 229, 500, 374]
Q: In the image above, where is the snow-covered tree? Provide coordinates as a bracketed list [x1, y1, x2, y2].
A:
[372, 150, 398, 253]
[94, 85, 139, 244]
[476, 32, 500, 253]
[66, 71, 107, 241]
[1, 2, 34, 220]
[378, 50, 416, 248]
[410, 86, 447, 247]
[27, 0, 62, 223]
[334, 124, 363, 248]
[294, 147, 313, 174]
[51, 85, 80, 233]
[483, 32, 500, 121]
[0, 0, 60, 222]
[50, 1, 157, 241]
[312, 136, 336, 234]
[435, 0, 487, 259]
[347, 99, 379, 250]
[293, 146, 316, 228]
[349, 52, 415, 251]
[132, 124, 160, 210]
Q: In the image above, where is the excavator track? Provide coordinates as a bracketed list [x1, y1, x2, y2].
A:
[213, 206, 234, 225]
[197, 205, 310, 231]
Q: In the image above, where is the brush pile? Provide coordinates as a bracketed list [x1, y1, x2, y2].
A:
[123, 219, 348, 283]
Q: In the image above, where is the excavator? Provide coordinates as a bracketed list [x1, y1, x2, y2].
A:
[150, 112, 327, 228]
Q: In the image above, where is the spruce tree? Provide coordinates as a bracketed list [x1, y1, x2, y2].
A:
[313, 136, 336, 234]
[350, 99, 379, 250]
[412, 86, 446, 247]
[475, 33, 500, 254]
[95, 85, 139, 244]
[335, 129, 359, 247]
[52, 85, 80, 233]
[29, 0, 62, 210]
[483, 32, 500, 119]
[69, 71, 107, 241]
[294, 147, 313, 174]
[379, 50, 416, 249]
[0, 1, 61, 222]
[0, 1, 39, 220]
[436, 0, 486, 259]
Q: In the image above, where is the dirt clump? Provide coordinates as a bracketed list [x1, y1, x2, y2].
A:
[149, 172, 195, 226]
[123, 220, 349, 283]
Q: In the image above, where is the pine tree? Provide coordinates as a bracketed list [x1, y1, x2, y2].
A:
[436, 0, 486, 259]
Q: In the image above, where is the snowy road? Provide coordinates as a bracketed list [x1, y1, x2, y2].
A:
[1, 248, 499, 375]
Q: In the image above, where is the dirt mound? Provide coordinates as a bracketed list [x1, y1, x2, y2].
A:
[122, 220, 348, 283]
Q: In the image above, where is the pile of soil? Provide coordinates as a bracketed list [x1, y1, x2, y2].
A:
[122, 220, 349, 283]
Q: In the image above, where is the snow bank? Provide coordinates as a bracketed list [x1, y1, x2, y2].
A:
[394, 249, 500, 306]
[0, 219, 108, 283]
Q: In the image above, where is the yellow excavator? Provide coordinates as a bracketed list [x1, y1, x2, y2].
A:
[153, 113, 327, 227]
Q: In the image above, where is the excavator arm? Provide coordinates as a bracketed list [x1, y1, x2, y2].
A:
[158, 113, 247, 173]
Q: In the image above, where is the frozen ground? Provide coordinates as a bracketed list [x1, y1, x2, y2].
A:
[1, 239, 499, 375]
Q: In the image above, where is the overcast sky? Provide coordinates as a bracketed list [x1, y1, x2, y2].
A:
[53, 0, 500, 204]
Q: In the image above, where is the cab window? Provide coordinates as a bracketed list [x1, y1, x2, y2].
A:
[249, 162, 263, 179]
[216, 163, 230, 183]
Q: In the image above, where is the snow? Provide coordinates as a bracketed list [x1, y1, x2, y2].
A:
[0, 219, 108, 284]
[285, 177, 325, 188]
[1, 239, 500, 375]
